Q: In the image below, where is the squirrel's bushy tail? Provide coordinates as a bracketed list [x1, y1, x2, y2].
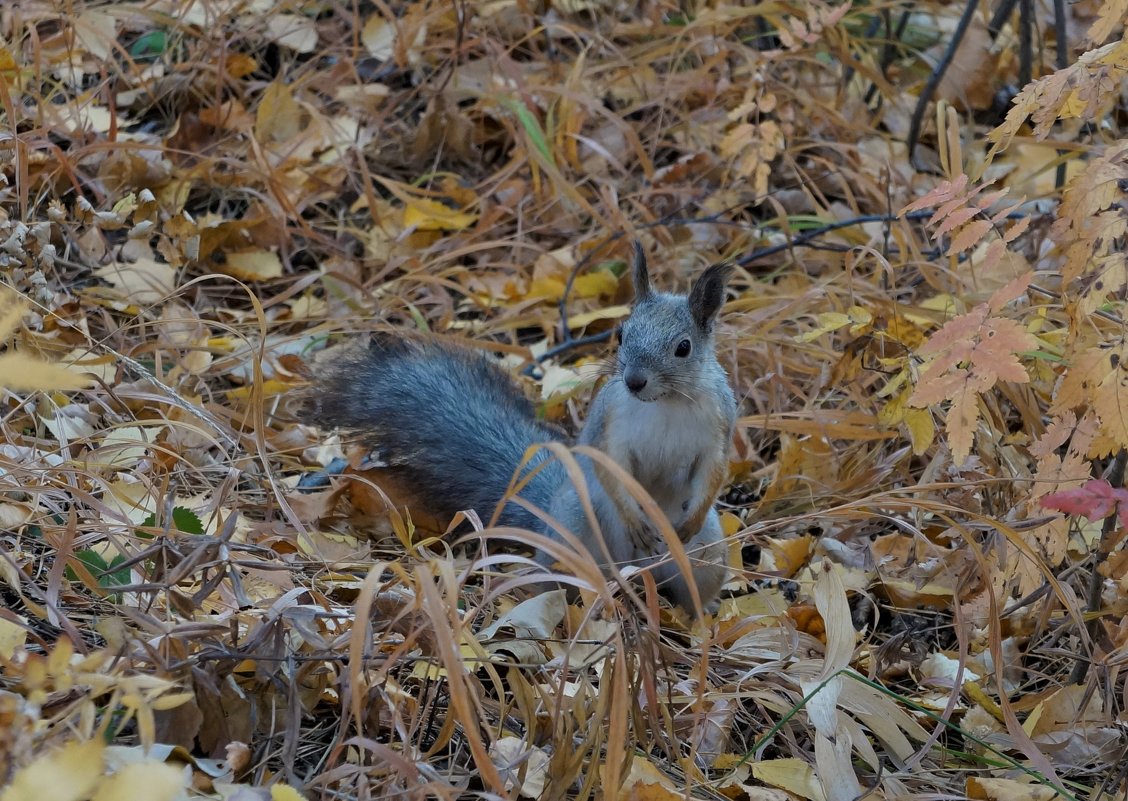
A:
[302, 335, 564, 531]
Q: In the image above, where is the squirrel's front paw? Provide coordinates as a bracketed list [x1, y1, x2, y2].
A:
[627, 521, 662, 553]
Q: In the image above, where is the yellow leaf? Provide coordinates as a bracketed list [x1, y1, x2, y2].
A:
[0, 286, 28, 342]
[966, 777, 1061, 801]
[221, 249, 283, 281]
[0, 738, 104, 801]
[91, 762, 185, 801]
[0, 353, 93, 391]
[720, 511, 743, 537]
[751, 758, 825, 801]
[963, 680, 1005, 723]
[256, 81, 303, 144]
[271, 784, 308, 801]
[716, 587, 789, 622]
[410, 659, 446, 680]
[1058, 88, 1088, 120]
[149, 692, 195, 711]
[903, 407, 936, 455]
[762, 535, 812, 577]
[572, 270, 619, 299]
[0, 615, 27, 659]
[89, 425, 153, 470]
[111, 193, 137, 219]
[527, 276, 566, 301]
[796, 312, 851, 343]
[1086, 0, 1128, 45]
[402, 198, 477, 231]
[362, 15, 395, 60]
[566, 304, 629, 329]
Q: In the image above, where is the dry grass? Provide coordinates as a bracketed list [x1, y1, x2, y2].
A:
[1, 1, 1126, 799]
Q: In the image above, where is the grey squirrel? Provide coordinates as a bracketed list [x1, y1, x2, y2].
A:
[304, 244, 736, 612]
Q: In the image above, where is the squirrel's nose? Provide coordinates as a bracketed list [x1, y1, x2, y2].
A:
[625, 373, 648, 394]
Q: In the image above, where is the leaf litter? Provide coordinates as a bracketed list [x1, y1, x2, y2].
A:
[1, 1, 1127, 800]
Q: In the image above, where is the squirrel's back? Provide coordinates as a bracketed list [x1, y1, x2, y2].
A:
[304, 335, 564, 531]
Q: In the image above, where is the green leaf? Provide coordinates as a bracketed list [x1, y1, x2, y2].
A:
[170, 506, 204, 534]
[130, 30, 167, 60]
[502, 98, 554, 167]
[138, 505, 205, 536]
[600, 259, 628, 279]
[65, 548, 108, 581]
[66, 550, 130, 591]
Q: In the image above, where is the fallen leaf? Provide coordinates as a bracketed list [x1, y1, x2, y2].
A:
[0, 353, 94, 391]
[403, 198, 478, 231]
[0, 738, 104, 801]
[91, 761, 186, 801]
[220, 249, 284, 281]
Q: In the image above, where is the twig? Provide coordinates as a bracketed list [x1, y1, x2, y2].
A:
[1068, 449, 1127, 685]
[864, 10, 911, 107]
[907, 0, 982, 171]
[734, 210, 935, 268]
[987, 0, 1020, 39]
[532, 328, 617, 367]
[841, 14, 885, 92]
[1018, 0, 1033, 87]
[1052, 0, 1069, 189]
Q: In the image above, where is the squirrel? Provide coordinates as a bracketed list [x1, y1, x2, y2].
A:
[303, 243, 737, 612]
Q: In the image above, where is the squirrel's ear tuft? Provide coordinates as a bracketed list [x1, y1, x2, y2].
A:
[631, 241, 652, 302]
[689, 262, 734, 331]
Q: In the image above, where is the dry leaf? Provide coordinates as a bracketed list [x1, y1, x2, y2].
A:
[0, 353, 94, 391]
[403, 198, 478, 231]
[256, 81, 304, 143]
[221, 250, 284, 281]
[0, 739, 104, 801]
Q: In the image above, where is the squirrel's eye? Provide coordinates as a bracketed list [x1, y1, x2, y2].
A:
[675, 338, 692, 357]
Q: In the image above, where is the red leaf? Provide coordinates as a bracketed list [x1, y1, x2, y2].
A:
[1041, 479, 1128, 522]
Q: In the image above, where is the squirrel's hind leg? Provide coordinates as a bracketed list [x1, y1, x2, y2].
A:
[652, 509, 728, 615]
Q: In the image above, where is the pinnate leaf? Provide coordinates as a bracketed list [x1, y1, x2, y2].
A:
[947, 219, 993, 255]
[909, 279, 1038, 462]
[988, 37, 1128, 159]
[901, 175, 967, 216]
[1053, 339, 1128, 449]
[1086, 0, 1128, 45]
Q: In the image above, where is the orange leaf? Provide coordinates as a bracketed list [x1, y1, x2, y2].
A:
[1054, 339, 1128, 448]
[910, 295, 1038, 462]
[948, 219, 994, 254]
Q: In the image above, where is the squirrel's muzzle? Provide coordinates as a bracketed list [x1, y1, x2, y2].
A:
[625, 371, 649, 395]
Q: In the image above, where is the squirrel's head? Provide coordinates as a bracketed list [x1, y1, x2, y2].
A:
[616, 242, 733, 403]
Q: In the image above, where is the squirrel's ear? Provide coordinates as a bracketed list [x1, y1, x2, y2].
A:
[631, 241, 652, 302]
[689, 262, 734, 331]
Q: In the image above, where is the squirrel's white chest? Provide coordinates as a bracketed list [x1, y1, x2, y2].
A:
[604, 396, 717, 509]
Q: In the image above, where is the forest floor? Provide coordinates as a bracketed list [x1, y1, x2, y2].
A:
[1, 1, 1126, 800]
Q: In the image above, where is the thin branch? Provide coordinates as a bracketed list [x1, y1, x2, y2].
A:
[987, 0, 1021, 39]
[1053, 0, 1069, 189]
[907, 0, 982, 171]
[1069, 449, 1128, 685]
[1018, 0, 1033, 88]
